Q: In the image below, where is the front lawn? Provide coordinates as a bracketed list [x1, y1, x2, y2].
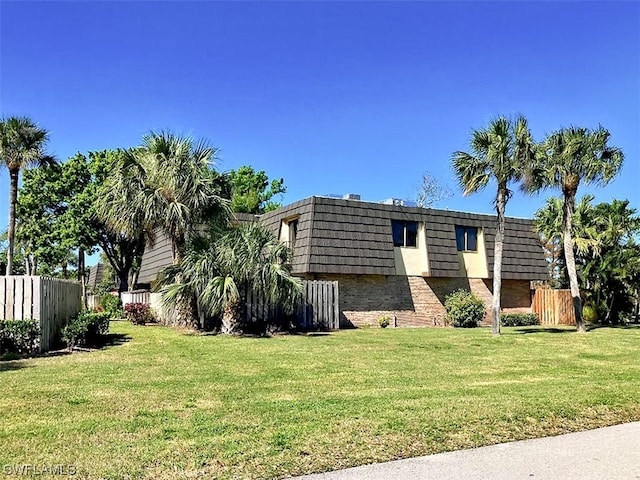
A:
[1, 322, 639, 479]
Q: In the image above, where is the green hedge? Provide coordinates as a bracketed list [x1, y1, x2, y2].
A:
[501, 313, 540, 327]
[0, 319, 41, 355]
[62, 311, 110, 348]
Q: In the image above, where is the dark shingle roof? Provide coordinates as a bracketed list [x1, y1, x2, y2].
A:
[139, 196, 549, 282]
[137, 212, 262, 284]
[137, 229, 172, 284]
[262, 196, 548, 280]
[87, 263, 109, 290]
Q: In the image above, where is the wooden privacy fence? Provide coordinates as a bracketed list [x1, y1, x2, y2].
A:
[243, 280, 339, 330]
[532, 288, 576, 326]
[145, 280, 340, 330]
[297, 280, 340, 330]
[121, 291, 151, 305]
[87, 291, 150, 310]
[0, 276, 82, 352]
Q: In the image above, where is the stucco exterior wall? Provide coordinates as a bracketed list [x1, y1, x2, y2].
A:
[310, 273, 532, 328]
[458, 228, 489, 278]
[393, 222, 429, 275]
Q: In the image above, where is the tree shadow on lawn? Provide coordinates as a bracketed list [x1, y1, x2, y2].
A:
[511, 327, 576, 335]
[512, 324, 640, 334]
[586, 323, 640, 332]
[0, 360, 31, 372]
[232, 331, 334, 340]
[97, 333, 131, 349]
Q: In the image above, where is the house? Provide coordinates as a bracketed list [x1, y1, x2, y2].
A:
[137, 195, 549, 327]
[87, 262, 110, 292]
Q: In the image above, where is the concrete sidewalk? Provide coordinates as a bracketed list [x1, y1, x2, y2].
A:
[293, 422, 640, 480]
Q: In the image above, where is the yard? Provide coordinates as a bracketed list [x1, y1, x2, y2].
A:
[1, 322, 640, 479]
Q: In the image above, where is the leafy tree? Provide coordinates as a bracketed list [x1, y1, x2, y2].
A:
[16, 163, 69, 274]
[0, 116, 55, 275]
[525, 126, 623, 332]
[451, 116, 535, 335]
[160, 223, 302, 334]
[415, 172, 453, 208]
[16, 150, 147, 292]
[0, 230, 26, 275]
[17, 154, 100, 280]
[83, 150, 147, 293]
[228, 166, 286, 214]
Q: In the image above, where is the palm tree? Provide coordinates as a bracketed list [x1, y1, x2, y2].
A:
[0, 116, 55, 275]
[534, 195, 599, 288]
[161, 223, 302, 334]
[100, 133, 228, 264]
[452, 116, 535, 335]
[525, 126, 623, 332]
[99, 132, 229, 327]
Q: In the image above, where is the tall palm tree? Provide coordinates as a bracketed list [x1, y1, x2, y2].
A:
[452, 116, 535, 335]
[100, 132, 228, 265]
[526, 126, 623, 332]
[0, 116, 55, 275]
[99, 132, 229, 327]
[161, 223, 302, 334]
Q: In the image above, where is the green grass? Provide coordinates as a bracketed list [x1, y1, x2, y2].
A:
[1, 322, 640, 479]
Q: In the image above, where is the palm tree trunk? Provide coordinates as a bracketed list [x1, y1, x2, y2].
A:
[6, 168, 19, 276]
[171, 235, 200, 329]
[221, 300, 242, 334]
[492, 189, 506, 335]
[562, 191, 586, 332]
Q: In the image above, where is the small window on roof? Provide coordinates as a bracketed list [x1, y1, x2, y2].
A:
[455, 226, 478, 251]
[392, 220, 418, 248]
[288, 219, 298, 250]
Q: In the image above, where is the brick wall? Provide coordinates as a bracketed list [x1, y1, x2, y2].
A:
[311, 274, 532, 328]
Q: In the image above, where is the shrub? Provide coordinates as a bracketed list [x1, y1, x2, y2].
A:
[500, 313, 540, 327]
[124, 303, 151, 325]
[444, 290, 485, 328]
[62, 311, 110, 348]
[582, 304, 599, 323]
[378, 315, 391, 328]
[100, 294, 123, 318]
[0, 319, 41, 355]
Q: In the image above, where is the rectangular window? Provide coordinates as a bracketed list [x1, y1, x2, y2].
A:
[392, 221, 405, 247]
[455, 226, 478, 251]
[288, 219, 298, 250]
[392, 220, 418, 248]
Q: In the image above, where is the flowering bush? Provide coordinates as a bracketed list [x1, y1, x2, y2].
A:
[124, 303, 151, 325]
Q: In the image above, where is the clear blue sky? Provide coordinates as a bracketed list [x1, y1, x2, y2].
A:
[1, 1, 639, 247]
